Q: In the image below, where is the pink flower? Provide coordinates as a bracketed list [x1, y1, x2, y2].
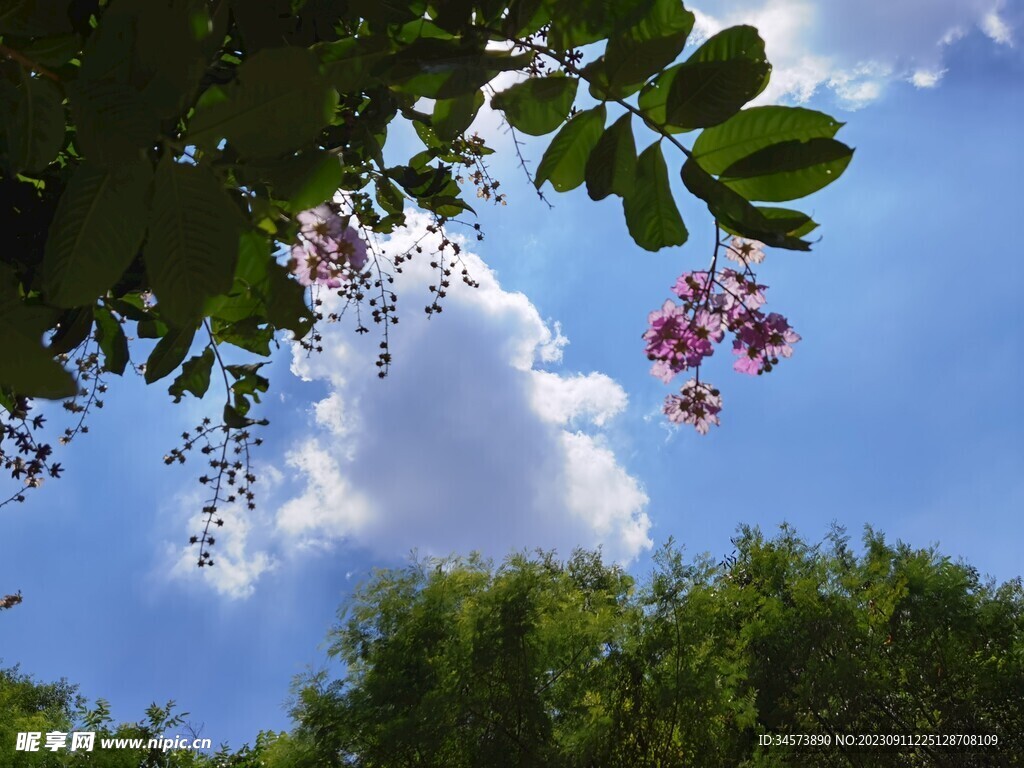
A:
[726, 237, 765, 265]
[763, 312, 801, 359]
[297, 205, 345, 248]
[664, 379, 722, 434]
[337, 226, 368, 271]
[718, 270, 767, 319]
[291, 207, 370, 288]
[672, 271, 712, 303]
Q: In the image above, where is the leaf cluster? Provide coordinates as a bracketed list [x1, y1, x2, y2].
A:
[0, 0, 850, 404]
[282, 529, 1024, 767]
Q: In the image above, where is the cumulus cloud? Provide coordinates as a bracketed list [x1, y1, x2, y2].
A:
[279, 212, 651, 565]
[691, 0, 1015, 108]
[166, 494, 277, 600]
[169, 212, 652, 598]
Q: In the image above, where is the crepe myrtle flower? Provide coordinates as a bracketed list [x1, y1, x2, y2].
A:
[645, 239, 801, 432]
[725, 236, 765, 265]
[290, 205, 368, 287]
[664, 379, 722, 435]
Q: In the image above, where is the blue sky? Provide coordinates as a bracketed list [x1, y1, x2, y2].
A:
[2, 0, 1023, 751]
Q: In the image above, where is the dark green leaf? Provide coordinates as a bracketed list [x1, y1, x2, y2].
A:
[223, 402, 266, 428]
[719, 207, 819, 239]
[265, 262, 314, 338]
[144, 325, 197, 384]
[69, 79, 161, 165]
[188, 46, 338, 158]
[137, 316, 169, 339]
[602, 0, 694, 94]
[491, 75, 578, 136]
[4, 34, 81, 67]
[227, 362, 269, 411]
[679, 158, 810, 250]
[691, 106, 844, 175]
[639, 26, 769, 131]
[390, 45, 533, 99]
[132, 0, 210, 118]
[719, 138, 854, 202]
[585, 112, 636, 201]
[622, 143, 687, 251]
[168, 348, 214, 402]
[42, 159, 153, 308]
[0, 265, 75, 399]
[214, 317, 273, 356]
[433, 91, 484, 142]
[5, 73, 65, 173]
[47, 307, 94, 356]
[545, 0, 655, 50]
[144, 158, 240, 326]
[535, 105, 606, 193]
[94, 306, 129, 375]
[265, 150, 344, 211]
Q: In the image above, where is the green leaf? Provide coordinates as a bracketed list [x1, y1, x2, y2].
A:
[48, 307, 95, 356]
[718, 205, 819, 240]
[535, 105, 605, 193]
[131, 0, 209, 118]
[5, 73, 65, 173]
[679, 158, 810, 250]
[691, 106, 844, 175]
[144, 325, 196, 383]
[42, 159, 153, 308]
[639, 26, 769, 131]
[4, 33, 81, 67]
[265, 150, 344, 211]
[93, 306, 129, 375]
[545, 0, 655, 50]
[265, 262, 314, 338]
[144, 158, 240, 326]
[491, 75, 578, 136]
[214, 317, 273, 356]
[719, 138, 854, 202]
[223, 402, 267, 428]
[433, 91, 484, 142]
[389, 41, 531, 99]
[601, 0, 694, 94]
[168, 347, 214, 403]
[188, 46, 338, 158]
[137, 316, 169, 339]
[622, 143, 687, 251]
[227, 362, 269, 414]
[0, 265, 75, 399]
[69, 79, 160, 165]
[585, 112, 636, 201]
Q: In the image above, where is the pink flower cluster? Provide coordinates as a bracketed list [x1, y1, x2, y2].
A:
[290, 205, 368, 288]
[644, 239, 801, 433]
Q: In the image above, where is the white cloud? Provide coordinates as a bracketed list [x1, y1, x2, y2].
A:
[166, 495, 277, 600]
[981, 9, 1013, 45]
[276, 212, 651, 565]
[167, 212, 652, 598]
[691, 0, 1015, 108]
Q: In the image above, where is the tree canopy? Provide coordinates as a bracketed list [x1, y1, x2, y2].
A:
[0, 0, 850, 557]
[5, 527, 1022, 766]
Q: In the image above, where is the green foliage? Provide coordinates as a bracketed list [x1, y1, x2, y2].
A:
[490, 73, 579, 136]
[284, 530, 1024, 767]
[41, 160, 153, 309]
[624, 142, 688, 250]
[535, 105, 606, 193]
[144, 158, 240, 325]
[0, 0, 852, 405]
